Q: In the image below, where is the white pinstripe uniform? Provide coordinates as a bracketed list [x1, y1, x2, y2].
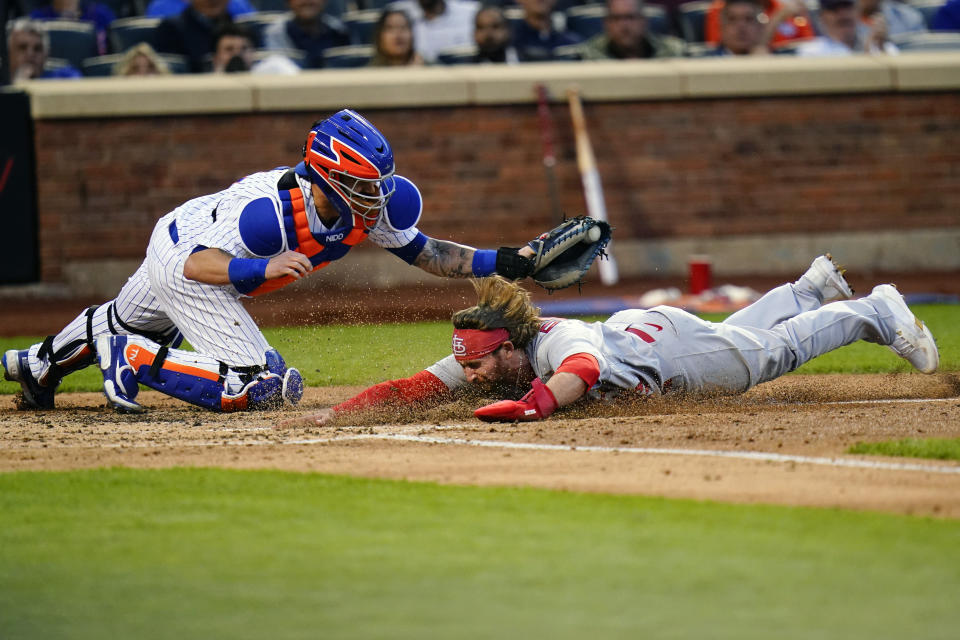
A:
[27, 168, 419, 391]
[427, 276, 904, 400]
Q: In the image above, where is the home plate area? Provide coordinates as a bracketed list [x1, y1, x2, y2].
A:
[1, 373, 959, 518]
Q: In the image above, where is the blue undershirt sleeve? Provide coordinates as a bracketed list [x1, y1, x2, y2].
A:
[471, 249, 497, 277]
[386, 231, 428, 265]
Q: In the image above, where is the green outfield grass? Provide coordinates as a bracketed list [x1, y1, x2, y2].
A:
[1, 468, 959, 640]
[2, 305, 958, 395]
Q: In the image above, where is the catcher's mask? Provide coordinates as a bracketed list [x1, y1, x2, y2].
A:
[303, 109, 397, 230]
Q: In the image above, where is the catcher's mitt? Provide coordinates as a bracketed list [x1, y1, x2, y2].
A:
[527, 216, 612, 290]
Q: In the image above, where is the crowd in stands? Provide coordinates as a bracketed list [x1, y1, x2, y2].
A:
[2, 0, 958, 82]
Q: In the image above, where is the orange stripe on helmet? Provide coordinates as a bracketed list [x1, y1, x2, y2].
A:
[308, 137, 381, 179]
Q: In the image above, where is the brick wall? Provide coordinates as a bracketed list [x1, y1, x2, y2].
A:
[33, 91, 960, 283]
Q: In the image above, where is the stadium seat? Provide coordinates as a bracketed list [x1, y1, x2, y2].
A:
[235, 11, 287, 46]
[893, 31, 960, 51]
[907, 0, 951, 29]
[643, 4, 671, 36]
[771, 39, 805, 54]
[253, 47, 307, 67]
[250, 0, 290, 10]
[322, 43, 374, 67]
[684, 41, 714, 57]
[81, 52, 189, 75]
[110, 16, 161, 52]
[354, 0, 393, 9]
[43, 57, 75, 72]
[435, 44, 477, 65]
[504, 6, 526, 32]
[565, 4, 605, 40]
[98, 0, 143, 19]
[342, 9, 381, 45]
[42, 20, 99, 69]
[551, 43, 583, 60]
[678, 0, 712, 43]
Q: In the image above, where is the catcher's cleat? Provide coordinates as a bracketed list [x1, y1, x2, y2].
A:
[870, 284, 939, 374]
[2, 349, 57, 410]
[96, 336, 146, 413]
[804, 254, 854, 302]
[265, 348, 304, 406]
[281, 368, 304, 406]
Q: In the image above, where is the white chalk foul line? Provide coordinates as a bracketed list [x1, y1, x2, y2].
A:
[821, 397, 957, 406]
[306, 433, 960, 475]
[35, 429, 960, 475]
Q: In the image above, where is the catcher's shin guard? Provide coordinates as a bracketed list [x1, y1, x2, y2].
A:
[97, 336, 298, 413]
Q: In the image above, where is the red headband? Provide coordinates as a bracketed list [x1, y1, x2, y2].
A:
[452, 328, 509, 362]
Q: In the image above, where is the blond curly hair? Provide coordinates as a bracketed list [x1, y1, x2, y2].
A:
[451, 276, 541, 348]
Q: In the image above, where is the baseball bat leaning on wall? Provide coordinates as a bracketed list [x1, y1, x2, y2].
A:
[534, 83, 564, 224]
[566, 86, 619, 286]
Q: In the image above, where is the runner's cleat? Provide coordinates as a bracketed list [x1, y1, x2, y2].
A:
[870, 284, 939, 374]
[2, 349, 57, 409]
[96, 336, 146, 413]
[803, 253, 854, 302]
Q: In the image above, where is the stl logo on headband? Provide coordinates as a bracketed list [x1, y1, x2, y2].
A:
[452, 328, 510, 361]
[452, 334, 466, 357]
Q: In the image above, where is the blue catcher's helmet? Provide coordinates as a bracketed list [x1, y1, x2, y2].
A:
[303, 109, 397, 230]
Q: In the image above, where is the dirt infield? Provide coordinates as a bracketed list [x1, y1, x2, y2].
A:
[2, 373, 959, 518]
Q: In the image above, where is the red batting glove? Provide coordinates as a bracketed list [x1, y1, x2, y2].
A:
[474, 378, 558, 422]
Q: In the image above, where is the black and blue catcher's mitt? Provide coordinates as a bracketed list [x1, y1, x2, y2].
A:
[527, 216, 612, 290]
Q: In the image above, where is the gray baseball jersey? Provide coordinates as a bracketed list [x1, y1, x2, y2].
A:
[427, 279, 900, 400]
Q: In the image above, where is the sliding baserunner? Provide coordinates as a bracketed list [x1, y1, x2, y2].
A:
[289, 255, 938, 425]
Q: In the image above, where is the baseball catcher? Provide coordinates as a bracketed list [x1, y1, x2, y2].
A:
[2, 110, 600, 413]
[284, 255, 939, 426]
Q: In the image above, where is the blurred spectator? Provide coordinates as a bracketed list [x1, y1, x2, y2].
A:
[113, 41, 172, 74]
[580, 0, 685, 60]
[154, 0, 235, 72]
[706, 0, 768, 54]
[210, 21, 301, 72]
[212, 21, 254, 71]
[513, 0, 582, 61]
[6, 17, 82, 80]
[262, 0, 348, 69]
[473, 5, 519, 63]
[145, 0, 255, 19]
[796, 0, 897, 55]
[857, 0, 925, 39]
[368, 8, 425, 66]
[706, 0, 814, 48]
[930, 0, 960, 31]
[29, 0, 115, 55]
[390, 0, 479, 63]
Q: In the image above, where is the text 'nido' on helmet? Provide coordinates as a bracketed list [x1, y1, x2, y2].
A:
[303, 109, 397, 230]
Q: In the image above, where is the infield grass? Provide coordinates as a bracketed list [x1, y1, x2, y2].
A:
[849, 437, 960, 461]
[1, 304, 958, 395]
[1, 468, 959, 640]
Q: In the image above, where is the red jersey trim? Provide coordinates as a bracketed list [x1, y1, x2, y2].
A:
[555, 353, 601, 388]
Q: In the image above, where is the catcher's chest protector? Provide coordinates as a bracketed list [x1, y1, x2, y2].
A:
[247, 173, 369, 296]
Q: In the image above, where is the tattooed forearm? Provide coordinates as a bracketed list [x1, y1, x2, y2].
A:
[414, 238, 476, 278]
